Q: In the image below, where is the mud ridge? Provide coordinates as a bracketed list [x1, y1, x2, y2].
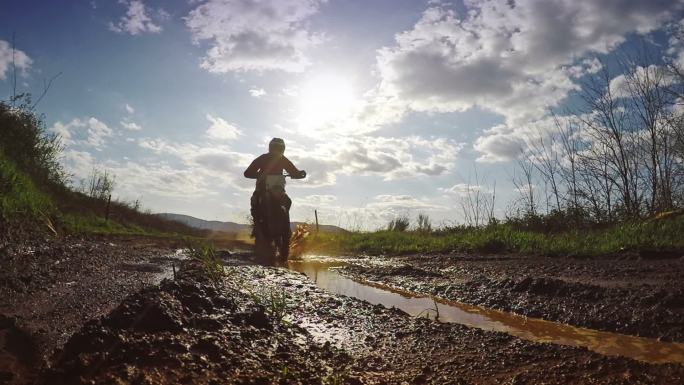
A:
[341, 254, 684, 342]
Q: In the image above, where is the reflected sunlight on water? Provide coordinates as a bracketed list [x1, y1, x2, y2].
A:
[287, 257, 684, 365]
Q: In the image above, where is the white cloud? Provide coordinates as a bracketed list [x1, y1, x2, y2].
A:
[369, 194, 444, 211]
[439, 183, 489, 196]
[249, 87, 267, 98]
[109, 0, 163, 35]
[288, 135, 464, 188]
[473, 124, 525, 163]
[121, 121, 142, 131]
[608, 64, 675, 99]
[105, 160, 213, 198]
[359, 0, 684, 163]
[185, 0, 326, 73]
[291, 193, 445, 230]
[205, 114, 242, 140]
[85, 117, 113, 148]
[0, 40, 32, 80]
[301, 194, 337, 205]
[137, 137, 253, 189]
[374, 1, 683, 128]
[50, 118, 113, 150]
[63, 150, 96, 181]
[125, 103, 135, 114]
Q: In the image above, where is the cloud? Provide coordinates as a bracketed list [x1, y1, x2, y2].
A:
[62, 150, 96, 180]
[369, 0, 684, 133]
[105, 160, 214, 198]
[50, 117, 114, 150]
[0, 40, 32, 80]
[121, 121, 142, 131]
[288, 135, 464, 188]
[473, 124, 525, 163]
[109, 0, 163, 35]
[185, 0, 326, 73]
[249, 87, 266, 98]
[439, 183, 489, 196]
[125, 103, 135, 114]
[608, 64, 675, 99]
[320, 0, 681, 139]
[205, 114, 242, 140]
[291, 193, 445, 230]
[137, 137, 253, 189]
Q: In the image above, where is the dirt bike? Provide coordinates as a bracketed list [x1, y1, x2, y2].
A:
[253, 173, 304, 265]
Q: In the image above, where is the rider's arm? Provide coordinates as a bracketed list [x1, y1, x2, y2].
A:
[244, 155, 264, 179]
[283, 157, 299, 175]
[283, 157, 306, 179]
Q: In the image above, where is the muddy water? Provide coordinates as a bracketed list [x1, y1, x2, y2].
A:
[287, 257, 684, 365]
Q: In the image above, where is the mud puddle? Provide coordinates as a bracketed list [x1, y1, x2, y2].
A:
[287, 256, 684, 365]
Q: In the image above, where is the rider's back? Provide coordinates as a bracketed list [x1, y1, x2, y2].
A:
[244, 153, 299, 178]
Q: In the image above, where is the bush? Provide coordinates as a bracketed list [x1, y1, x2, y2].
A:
[0, 100, 66, 186]
[416, 213, 432, 233]
[387, 216, 410, 232]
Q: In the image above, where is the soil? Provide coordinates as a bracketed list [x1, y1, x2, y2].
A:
[1, 235, 683, 384]
[0, 234, 184, 384]
[340, 254, 684, 342]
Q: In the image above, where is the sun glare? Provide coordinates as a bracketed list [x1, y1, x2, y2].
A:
[296, 73, 357, 134]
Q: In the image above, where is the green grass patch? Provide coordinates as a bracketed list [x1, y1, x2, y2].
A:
[304, 216, 684, 257]
[60, 212, 192, 238]
[0, 152, 55, 221]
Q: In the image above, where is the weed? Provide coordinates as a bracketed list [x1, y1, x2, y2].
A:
[249, 287, 288, 322]
[387, 216, 410, 232]
[187, 243, 226, 285]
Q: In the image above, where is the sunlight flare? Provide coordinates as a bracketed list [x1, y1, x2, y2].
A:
[296, 73, 358, 134]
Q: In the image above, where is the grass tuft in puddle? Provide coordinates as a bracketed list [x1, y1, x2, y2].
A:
[187, 243, 227, 285]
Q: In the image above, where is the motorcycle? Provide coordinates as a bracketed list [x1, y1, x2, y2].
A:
[252, 173, 302, 264]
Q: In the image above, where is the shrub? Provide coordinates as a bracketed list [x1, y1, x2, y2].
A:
[387, 216, 410, 232]
[416, 213, 432, 233]
[0, 100, 66, 186]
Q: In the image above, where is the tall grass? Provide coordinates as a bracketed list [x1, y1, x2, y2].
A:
[0, 151, 55, 221]
[303, 215, 684, 257]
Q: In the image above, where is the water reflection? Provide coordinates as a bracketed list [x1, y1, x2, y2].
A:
[287, 258, 684, 365]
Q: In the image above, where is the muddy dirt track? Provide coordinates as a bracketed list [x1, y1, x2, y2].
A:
[1, 237, 683, 384]
[340, 254, 684, 343]
[0, 235, 184, 384]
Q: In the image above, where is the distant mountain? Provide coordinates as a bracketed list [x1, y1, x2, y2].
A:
[156, 213, 249, 233]
[155, 213, 346, 233]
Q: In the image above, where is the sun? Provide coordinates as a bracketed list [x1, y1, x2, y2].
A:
[296, 73, 357, 134]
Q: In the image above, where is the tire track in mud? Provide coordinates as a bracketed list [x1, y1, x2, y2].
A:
[339, 254, 684, 343]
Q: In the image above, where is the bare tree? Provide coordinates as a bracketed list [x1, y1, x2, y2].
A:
[511, 154, 537, 218]
[456, 169, 497, 227]
[85, 167, 116, 200]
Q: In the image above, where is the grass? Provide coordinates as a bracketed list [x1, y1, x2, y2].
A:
[187, 243, 227, 285]
[303, 215, 684, 257]
[0, 152, 56, 222]
[1, 151, 202, 239]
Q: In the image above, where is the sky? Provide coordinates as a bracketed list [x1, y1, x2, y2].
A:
[1, 0, 683, 229]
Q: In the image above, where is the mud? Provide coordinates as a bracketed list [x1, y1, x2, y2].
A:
[3, 236, 684, 384]
[0, 234, 183, 383]
[39, 256, 684, 384]
[339, 254, 684, 342]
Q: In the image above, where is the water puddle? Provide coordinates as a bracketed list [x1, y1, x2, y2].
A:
[286, 257, 684, 365]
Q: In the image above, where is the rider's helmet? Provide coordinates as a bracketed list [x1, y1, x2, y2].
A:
[269, 138, 285, 155]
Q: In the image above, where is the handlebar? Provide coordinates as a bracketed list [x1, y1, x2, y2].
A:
[284, 170, 307, 179]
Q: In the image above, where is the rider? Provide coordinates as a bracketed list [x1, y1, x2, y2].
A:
[244, 138, 306, 234]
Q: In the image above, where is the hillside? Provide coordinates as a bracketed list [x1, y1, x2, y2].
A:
[0, 101, 203, 238]
[156, 212, 347, 233]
